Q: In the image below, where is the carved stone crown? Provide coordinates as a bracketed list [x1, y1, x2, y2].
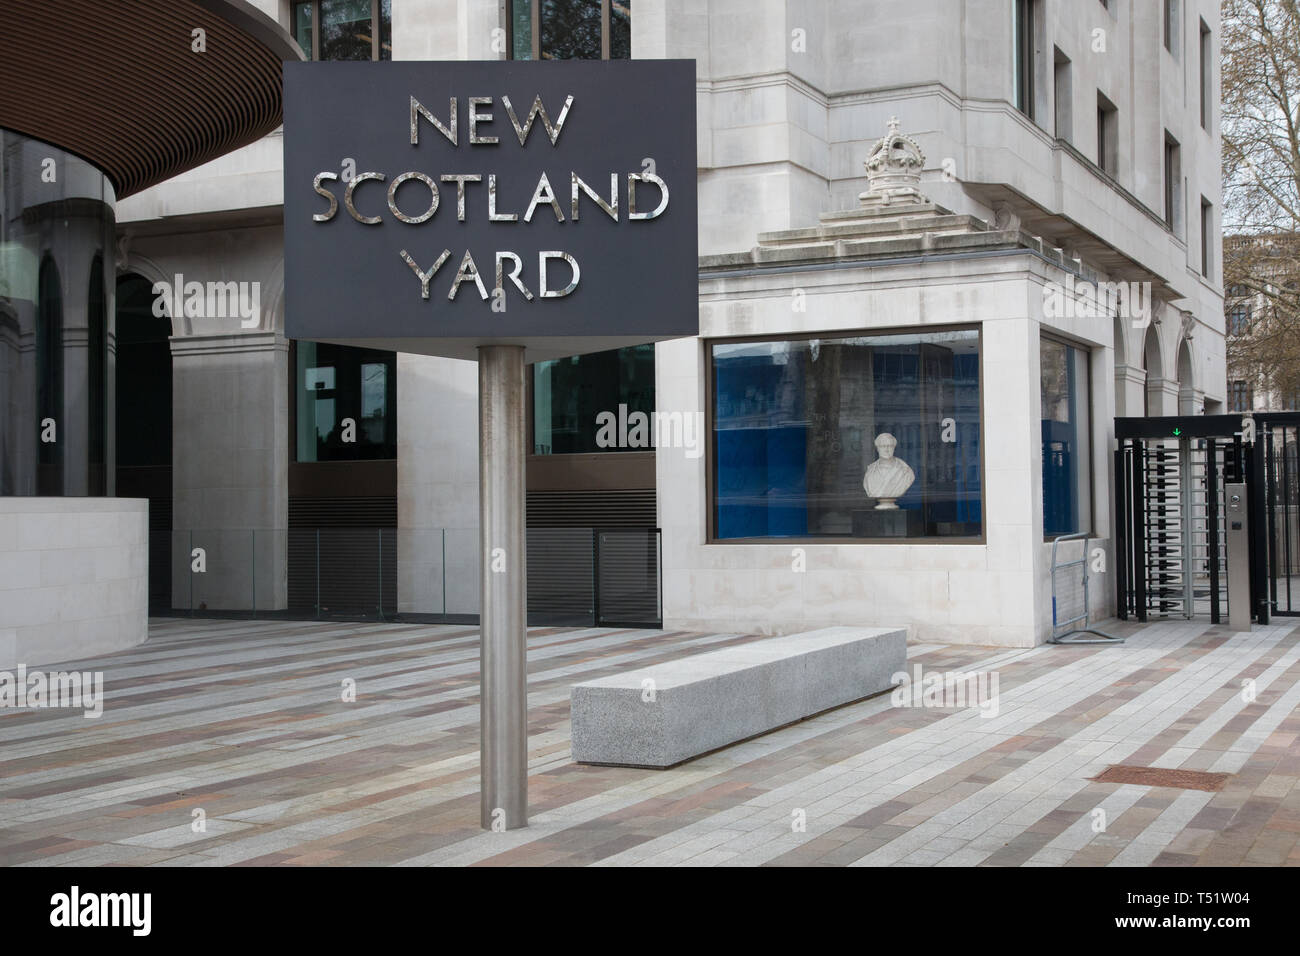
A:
[860, 117, 927, 207]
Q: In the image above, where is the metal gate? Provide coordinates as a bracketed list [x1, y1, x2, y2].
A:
[1257, 414, 1300, 618]
[1117, 413, 1300, 625]
[1117, 416, 1244, 623]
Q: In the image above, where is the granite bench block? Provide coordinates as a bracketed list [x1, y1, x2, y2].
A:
[570, 626, 906, 768]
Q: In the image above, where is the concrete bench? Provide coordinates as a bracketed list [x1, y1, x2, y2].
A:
[570, 626, 906, 768]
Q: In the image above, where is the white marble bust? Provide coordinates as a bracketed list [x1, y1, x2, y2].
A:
[863, 432, 915, 510]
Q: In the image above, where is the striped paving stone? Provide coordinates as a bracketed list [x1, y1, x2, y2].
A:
[0, 617, 1298, 866]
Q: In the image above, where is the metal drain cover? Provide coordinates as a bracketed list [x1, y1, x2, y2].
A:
[1091, 765, 1231, 792]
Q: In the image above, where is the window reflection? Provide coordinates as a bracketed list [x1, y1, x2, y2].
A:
[0, 129, 115, 497]
[88, 255, 107, 495]
[541, 0, 603, 60]
[711, 330, 982, 540]
[1041, 337, 1092, 536]
[320, 0, 374, 61]
[533, 344, 654, 454]
[296, 342, 397, 461]
[36, 256, 64, 495]
[292, 0, 391, 61]
[509, 0, 631, 60]
[611, 1, 631, 59]
[512, 0, 534, 59]
[293, 1, 313, 58]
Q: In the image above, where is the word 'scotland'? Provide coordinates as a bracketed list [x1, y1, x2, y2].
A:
[308, 94, 671, 304]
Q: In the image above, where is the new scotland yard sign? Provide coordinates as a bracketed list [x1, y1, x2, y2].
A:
[282, 59, 698, 361]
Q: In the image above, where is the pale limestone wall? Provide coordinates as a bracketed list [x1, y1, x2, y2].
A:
[0, 498, 148, 668]
[168, 333, 288, 611]
[397, 354, 480, 615]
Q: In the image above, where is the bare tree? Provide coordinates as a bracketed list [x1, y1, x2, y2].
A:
[1222, 0, 1300, 406]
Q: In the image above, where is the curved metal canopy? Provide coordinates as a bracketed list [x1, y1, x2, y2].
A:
[1, 0, 303, 198]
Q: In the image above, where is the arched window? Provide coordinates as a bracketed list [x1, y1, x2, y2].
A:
[36, 255, 63, 494]
[88, 254, 107, 494]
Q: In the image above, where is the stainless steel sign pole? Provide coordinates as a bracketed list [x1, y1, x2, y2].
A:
[283, 59, 698, 831]
[478, 344, 527, 829]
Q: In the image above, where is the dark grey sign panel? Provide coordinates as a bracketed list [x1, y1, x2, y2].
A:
[283, 59, 698, 361]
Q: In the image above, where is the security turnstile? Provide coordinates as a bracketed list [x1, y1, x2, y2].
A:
[1257, 415, 1300, 619]
[1116, 413, 1300, 626]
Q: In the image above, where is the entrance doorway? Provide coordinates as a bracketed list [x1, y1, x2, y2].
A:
[115, 273, 173, 610]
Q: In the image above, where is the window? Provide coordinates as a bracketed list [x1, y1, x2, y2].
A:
[295, 342, 397, 461]
[532, 344, 654, 454]
[1013, 0, 1037, 118]
[291, 0, 392, 61]
[87, 255, 107, 495]
[1164, 133, 1180, 230]
[1201, 197, 1214, 277]
[1200, 19, 1212, 129]
[1164, 0, 1178, 53]
[36, 256, 63, 495]
[1041, 337, 1092, 537]
[710, 329, 982, 541]
[1228, 303, 1252, 335]
[508, 1, 631, 61]
[1229, 380, 1251, 413]
[1053, 48, 1072, 141]
[1096, 91, 1118, 175]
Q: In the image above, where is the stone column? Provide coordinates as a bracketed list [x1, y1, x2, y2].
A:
[170, 331, 287, 611]
[1145, 376, 1181, 416]
[1114, 364, 1146, 418]
[1178, 384, 1204, 415]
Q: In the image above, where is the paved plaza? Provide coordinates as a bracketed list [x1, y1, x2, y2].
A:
[1, 617, 1298, 867]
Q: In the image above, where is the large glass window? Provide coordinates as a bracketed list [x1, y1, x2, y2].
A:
[1041, 337, 1092, 537]
[87, 255, 107, 495]
[36, 256, 64, 495]
[292, 0, 392, 60]
[295, 342, 396, 461]
[533, 344, 653, 454]
[508, 1, 631, 60]
[710, 329, 982, 541]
